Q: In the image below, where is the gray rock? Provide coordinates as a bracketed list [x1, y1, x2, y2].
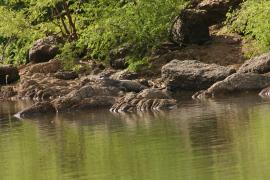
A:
[98, 78, 146, 93]
[16, 102, 56, 119]
[196, 0, 242, 26]
[170, 9, 210, 46]
[53, 85, 119, 112]
[238, 52, 270, 74]
[170, 0, 242, 46]
[28, 59, 62, 74]
[34, 88, 56, 101]
[119, 80, 146, 93]
[29, 36, 59, 63]
[110, 69, 138, 80]
[54, 71, 78, 80]
[66, 96, 115, 110]
[194, 73, 270, 99]
[0, 65, 20, 85]
[161, 60, 235, 91]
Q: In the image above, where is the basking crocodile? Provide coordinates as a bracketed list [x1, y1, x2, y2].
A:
[110, 89, 177, 113]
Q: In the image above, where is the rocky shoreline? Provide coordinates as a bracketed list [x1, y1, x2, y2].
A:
[1, 51, 270, 119]
[2, 0, 270, 119]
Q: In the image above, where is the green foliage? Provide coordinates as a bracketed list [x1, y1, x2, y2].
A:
[0, 3, 42, 64]
[57, 42, 84, 71]
[0, 0, 188, 70]
[227, 0, 270, 57]
[0, 0, 79, 64]
[127, 57, 149, 72]
[78, 0, 188, 66]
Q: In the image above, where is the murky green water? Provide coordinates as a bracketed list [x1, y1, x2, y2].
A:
[1, 96, 270, 180]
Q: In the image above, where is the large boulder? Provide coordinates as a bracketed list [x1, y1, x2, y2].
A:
[52, 77, 147, 112]
[170, 0, 242, 46]
[29, 36, 59, 63]
[170, 9, 210, 46]
[194, 73, 270, 99]
[110, 89, 177, 113]
[161, 60, 235, 91]
[53, 85, 120, 112]
[0, 65, 20, 85]
[28, 59, 62, 74]
[16, 102, 56, 119]
[238, 52, 270, 74]
[196, 0, 243, 26]
[17, 79, 58, 101]
[17, 69, 78, 101]
[58, 96, 116, 110]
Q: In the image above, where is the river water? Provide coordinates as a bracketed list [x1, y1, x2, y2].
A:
[1, 96, 270, 180]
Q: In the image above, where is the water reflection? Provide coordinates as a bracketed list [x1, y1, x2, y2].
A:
[0, 96, 270, 179]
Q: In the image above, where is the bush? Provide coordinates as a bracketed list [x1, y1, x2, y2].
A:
[0, 0, 189, 70]
[227, 0, 270, 57]
[78, 0, 188, 60]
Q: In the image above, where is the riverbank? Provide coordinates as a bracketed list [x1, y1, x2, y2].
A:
[2, 0, 270, 118]
[2, 42, 270, 119]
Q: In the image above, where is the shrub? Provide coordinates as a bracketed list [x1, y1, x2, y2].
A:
[227, 0, 270, 57]
[0, 0, 189, 70]
[80, 0, 189, 70]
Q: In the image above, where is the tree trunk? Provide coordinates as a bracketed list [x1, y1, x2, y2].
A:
[63, 1, 78, 40]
